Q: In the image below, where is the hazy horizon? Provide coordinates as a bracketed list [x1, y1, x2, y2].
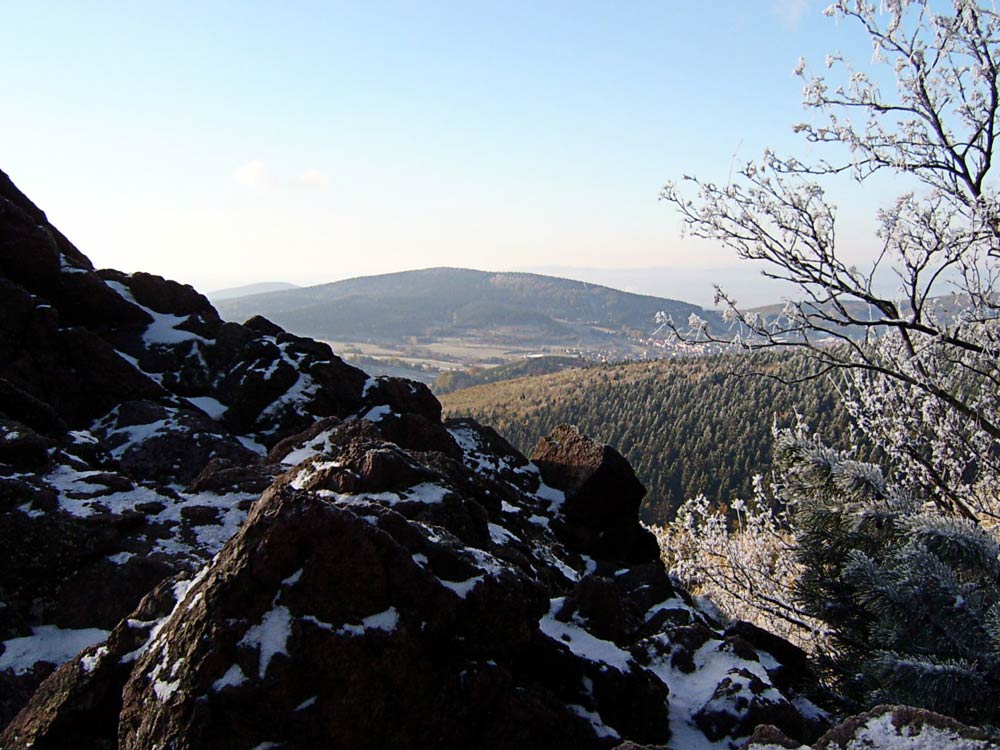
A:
[3, 0, 902, 297]
[207, 263, 799, 310]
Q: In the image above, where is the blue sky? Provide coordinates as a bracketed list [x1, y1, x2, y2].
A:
[2, 1, 888, 303]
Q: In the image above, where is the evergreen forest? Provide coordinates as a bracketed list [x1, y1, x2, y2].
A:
[440, 351, 875, 523]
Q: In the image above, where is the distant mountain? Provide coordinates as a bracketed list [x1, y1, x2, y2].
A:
[519, 265, 802, 308]
[214, 267, 722, 345]
[208, 281, 299, 301]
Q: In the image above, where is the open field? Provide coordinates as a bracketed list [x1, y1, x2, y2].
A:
[325, 335, 648, 386]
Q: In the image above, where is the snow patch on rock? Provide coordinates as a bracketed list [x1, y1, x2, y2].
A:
[0, 625, 110, 675]
[538, 598, 632, 672]
[240, 606, 293, 679]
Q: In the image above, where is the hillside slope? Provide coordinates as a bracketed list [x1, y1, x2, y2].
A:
[208, 281, 299, 301]
[434, 355, 587, 394]
[441, 353, 875, 524]
[214, 267, 721, 345]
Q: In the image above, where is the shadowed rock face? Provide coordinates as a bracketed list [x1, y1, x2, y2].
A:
[1, 167, 837, 749]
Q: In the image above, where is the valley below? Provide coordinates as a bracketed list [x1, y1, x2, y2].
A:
[211, 267, 723, 384]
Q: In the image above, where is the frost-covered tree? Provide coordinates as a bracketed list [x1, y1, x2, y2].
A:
[655, 483, 826, 650]
[661, 0, 1000, 523]
[659, 0, 1000, 727]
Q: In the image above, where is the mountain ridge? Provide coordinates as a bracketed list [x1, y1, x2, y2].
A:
[208, 281, 300, 301]
[214, 266, 722, 345]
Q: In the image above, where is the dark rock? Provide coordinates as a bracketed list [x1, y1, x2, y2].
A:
[530, 425, 658, 564]
[94, 401, 259, 485]
[186, 457, 276, 495]
[532, 424, 646, 528]
[371, 412, 462, 459]
[79, 472, 134, 493]
[0, 378, 68, 436]
[0, 170, 88, 271]
[58, 327, 167, 426]
[0, 576, 185, 750]
[719, 634, 759, 663]
[55, 266, 152, 333]
[243, 314, 285, 337]
[179, 505, 222, 526]
[557, 575, 640, 644]
[591, 520, 662, 565]
[0, 420, 54, 470]
[0, 171, 150, 335]
[645, 607, 693, 631]
[445, 418, 529, 469]
[0, 477, 47, 512]
[0, 666, 59, 741]
[611, 563, 676, 612]
[51, 556, 175, 630]
[122, 271, 218, 319]
[0, 508, 123, 634]
[265, 416, 344, 466]
[667, 622, 715, 674]
[694, 667, 823, 745]
[0, 279, 163, 427]
[724, 620, 812, 692]
[362, 376, 443, 422]
[0, 189, 62, 294]
[296, 446, 435, 496]
[29, 489, 59, 513]
[114, 486, 590, 750]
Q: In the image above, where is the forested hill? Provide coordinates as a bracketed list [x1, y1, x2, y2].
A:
[214, 267, 721, 343]
[434, 355, 586, 394]
[440, 352, 876, 524]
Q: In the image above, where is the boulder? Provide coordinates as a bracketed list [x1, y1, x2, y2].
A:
[0, 576, 187, 750]
[113, 485, 592, 750]
[693, 666, 821, 744]
[92, 401, 259, 485]
[186, 457, 277, 495]
[532, 424, 646, 527]
[0, 378, 68, 436]
[532, 425, 660, 564]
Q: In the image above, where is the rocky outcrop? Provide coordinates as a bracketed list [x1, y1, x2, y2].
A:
[4, 419, 829, 750]
[0, 165, 372, 441]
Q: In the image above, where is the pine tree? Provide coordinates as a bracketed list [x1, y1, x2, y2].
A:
[777, 427, 1000, 725]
